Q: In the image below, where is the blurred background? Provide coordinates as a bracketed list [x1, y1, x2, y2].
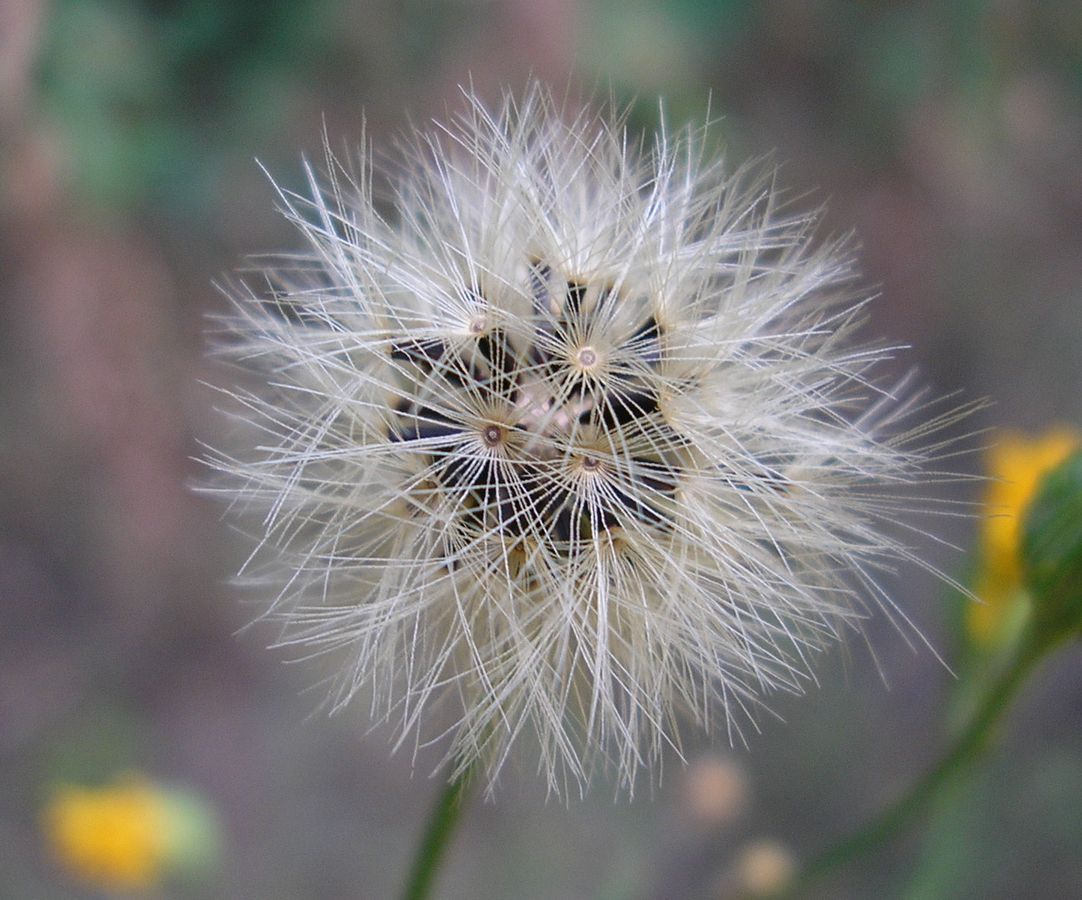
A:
[2, 1, 1081, 897]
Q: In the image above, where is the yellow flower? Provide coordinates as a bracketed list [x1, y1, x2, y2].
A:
[43, 776, 171, 891]
[970, 427, 1081, 643]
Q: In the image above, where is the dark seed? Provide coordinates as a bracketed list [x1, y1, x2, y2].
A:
[596, 459, 677, 529]
[389, 402, 461, 443]
[564, 281, 588, 317]
[480, 481, 524, 534]
[476, 329, 519, 399]
[390, 338, 446, 365]
[391, 337, 445, 365]
[596, 502, 621, 531]
[626, 316, 662, 365]
[595, 286, 616, 315]
[439, 453, 476, 489]
[591, 390, 660, 429]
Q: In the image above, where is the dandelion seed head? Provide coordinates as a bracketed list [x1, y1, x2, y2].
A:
[204, 82, 968, 796]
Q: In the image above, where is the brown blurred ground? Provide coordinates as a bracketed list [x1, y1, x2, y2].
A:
[2, 2, 1081, 898]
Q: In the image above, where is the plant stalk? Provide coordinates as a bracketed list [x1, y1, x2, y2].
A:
[400, 770, 472, 900]
[761, 632, 1047, 898]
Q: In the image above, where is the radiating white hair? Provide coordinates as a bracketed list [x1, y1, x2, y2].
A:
[204, 82, 972, 797]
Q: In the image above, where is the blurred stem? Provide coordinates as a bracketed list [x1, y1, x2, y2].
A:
[760, 628, 1049, 899]
[401, 768, 472, 900]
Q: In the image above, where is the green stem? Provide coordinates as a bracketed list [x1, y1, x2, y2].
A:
[763, 632, 1047, 899]
[400, 770, 472, 900]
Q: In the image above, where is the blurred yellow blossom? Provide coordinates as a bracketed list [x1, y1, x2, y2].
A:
[43, 774, 220, 892]
[970, 427, 1081, 643]
[44, 776, 170, 891]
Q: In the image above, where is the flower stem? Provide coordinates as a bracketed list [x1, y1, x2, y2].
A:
[763, 631, 1048, 898]
[400, 770, 472, 900]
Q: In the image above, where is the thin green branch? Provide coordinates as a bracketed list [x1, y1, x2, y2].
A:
[400, 770, 472, 900]
[759, 631, 1048, 899]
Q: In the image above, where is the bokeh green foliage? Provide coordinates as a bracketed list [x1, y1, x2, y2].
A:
[1023, 450, 1082, 645]
[36, 0, 331, 214]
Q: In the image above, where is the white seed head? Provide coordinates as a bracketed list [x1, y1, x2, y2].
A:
[204, 83, 968, 796]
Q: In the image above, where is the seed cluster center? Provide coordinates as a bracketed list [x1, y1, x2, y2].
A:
[388, 261, 681, 551]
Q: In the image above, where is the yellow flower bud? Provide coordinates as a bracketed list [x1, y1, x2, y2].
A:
[970, 428, 1080, 644]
